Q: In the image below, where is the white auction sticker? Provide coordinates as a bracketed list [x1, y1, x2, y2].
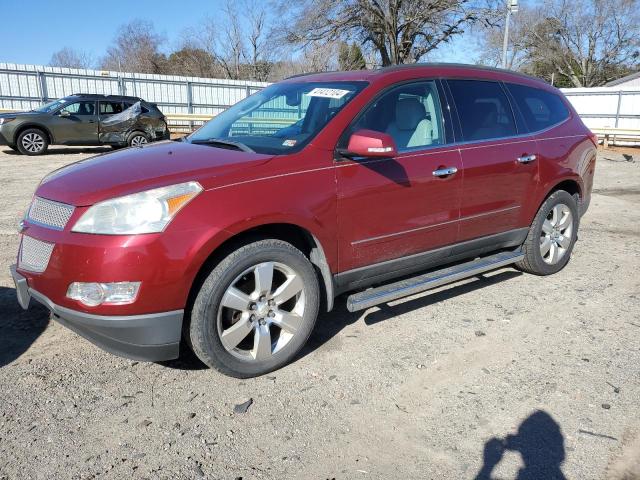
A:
[306, 88, 350, 99]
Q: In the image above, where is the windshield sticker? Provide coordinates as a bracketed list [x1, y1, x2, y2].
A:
[282, 139, 297, 147]
[306, 88, 350, 99]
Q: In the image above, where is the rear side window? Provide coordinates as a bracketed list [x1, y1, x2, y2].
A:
[506, 83, 570, 132]
[447, 79, 516, 142]
[99, 101, 124, 115]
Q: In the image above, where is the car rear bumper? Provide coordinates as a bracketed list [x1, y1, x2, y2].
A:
[10, 264, 183, 361]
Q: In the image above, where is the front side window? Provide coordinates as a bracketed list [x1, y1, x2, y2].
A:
[60, 101, 96, 116]
[344, 80, 445, 151]
[188, 81, 367, 154]
[33, 98, 69, 113]
[506, 83, 570, 132]
[447, 80, 516, 142]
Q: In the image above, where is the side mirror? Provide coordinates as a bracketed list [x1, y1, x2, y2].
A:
[340, 129, 397, 159]
[59, 110, 70, 117]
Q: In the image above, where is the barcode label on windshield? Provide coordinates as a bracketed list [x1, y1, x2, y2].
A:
[307, 88, 350, 99]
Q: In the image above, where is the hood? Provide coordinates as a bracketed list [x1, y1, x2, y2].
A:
[36, 140, 273, 206]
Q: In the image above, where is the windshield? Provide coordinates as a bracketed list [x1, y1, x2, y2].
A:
[188, 81, 367, 154]
[33, 98, 69, 113]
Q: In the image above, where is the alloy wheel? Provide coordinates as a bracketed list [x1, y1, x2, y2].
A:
[21, 133, 45, 153]
[540, 203, 573, 264]
[217, 261, 305, 362]
[131, 135, 148, 147]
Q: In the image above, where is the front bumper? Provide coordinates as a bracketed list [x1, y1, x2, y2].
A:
[10, 264, 183, 361]
[0, 129, 10, 146]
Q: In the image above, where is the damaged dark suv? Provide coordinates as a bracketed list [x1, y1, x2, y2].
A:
[0, 94, 170, 155]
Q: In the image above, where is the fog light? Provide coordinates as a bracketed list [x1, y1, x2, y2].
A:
[67, 282, 141, 307]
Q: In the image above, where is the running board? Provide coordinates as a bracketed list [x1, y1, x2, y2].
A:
[346, 250, 524, 312]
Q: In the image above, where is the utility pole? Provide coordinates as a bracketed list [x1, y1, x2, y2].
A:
[501, 0, 519, 69]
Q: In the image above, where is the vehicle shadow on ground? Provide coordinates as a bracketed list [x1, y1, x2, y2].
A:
[0, 147, 112, 156]
[474, 409, 566, 480]
[0, 286, 50, 367]
[301, 269, 522, 358]
[161, 269, 522, 371]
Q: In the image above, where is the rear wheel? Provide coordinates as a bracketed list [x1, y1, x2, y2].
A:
[516, 190, 579, 275]
[128, 131, 149, 147]
[189, 239, 320, 378]
[16, 128, 48, 155]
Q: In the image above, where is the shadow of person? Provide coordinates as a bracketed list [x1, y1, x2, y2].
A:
[475, 410, 566, 480]
[0, 286, 50, 367]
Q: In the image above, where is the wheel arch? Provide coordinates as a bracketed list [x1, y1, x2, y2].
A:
[529, 177, 582, 225]
[187, 222, 335, 320]
[15, 123, 54, 144]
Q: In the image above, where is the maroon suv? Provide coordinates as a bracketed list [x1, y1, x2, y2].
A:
[11, 64, 596, 377]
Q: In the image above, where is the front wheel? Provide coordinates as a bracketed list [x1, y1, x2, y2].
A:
[189, 239, 320, 378]
[17, 128, 48, 155]
[516, 190, 579, 275]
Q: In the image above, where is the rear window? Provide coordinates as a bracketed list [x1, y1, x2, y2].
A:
[506, 83, 570, 132]
[447, 80, 517, 142]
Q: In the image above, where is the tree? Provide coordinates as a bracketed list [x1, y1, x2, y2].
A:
[524, 0, 639, 87]
[101, 20, 167, 74]
[165, 47, 217, 77]
[49, 47, 92, 69]
[185, 0, 274, 81]
[338, 42, 367, 70]
[277, 0, 495, 66]
[480, 0, 640, 87]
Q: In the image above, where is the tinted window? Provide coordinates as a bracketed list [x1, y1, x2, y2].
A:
[59, 101, 95, 116]
[506, 83, 570, 132]
[448, 80, 516, 141]
[346, 80, 445, 150]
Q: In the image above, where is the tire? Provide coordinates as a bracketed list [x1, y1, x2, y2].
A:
[516, 190, 579, 275]
[16, 128, 48, 156]
[189, 239, 320, 378]
[127, 131, 149, 147]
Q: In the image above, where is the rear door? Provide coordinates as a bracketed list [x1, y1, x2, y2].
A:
[49, 100, 99, 144]
[336, 80, 463, 274]
[446, 79, 538, 242]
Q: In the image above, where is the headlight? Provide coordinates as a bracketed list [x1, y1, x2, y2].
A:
[0, 117, 16, 125]
[72, 181, 203, 234]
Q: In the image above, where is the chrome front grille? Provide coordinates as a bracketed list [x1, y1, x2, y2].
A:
[19, 235, 55, 273]
[28, 197, 75, 230]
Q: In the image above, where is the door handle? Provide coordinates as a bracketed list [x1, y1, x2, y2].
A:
[517, 154, 537, 164]
[432, 166, 458, 177]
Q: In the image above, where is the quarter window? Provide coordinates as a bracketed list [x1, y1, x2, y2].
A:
[447, 80, 516, 141]
[347, 81, 445, 151]
[506, 83, 570, 132]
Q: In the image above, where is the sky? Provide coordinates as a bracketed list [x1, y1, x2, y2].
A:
[0, 0, 502, 68]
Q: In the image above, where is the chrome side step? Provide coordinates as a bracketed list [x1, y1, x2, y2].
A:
[346, 250, 524, 312]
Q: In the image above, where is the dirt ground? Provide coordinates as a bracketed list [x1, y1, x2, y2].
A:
[0, 145, 639, 480]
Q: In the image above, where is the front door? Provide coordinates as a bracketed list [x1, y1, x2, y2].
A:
[49, 100, 99, 144]
[336, 80, 462, 274]
[446, 79, 539, 242]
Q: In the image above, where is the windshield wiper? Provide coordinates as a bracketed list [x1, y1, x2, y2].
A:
[190, 137, 255, 153]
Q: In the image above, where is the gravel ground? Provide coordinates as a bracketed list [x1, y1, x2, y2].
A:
[0, 145, 639, 480]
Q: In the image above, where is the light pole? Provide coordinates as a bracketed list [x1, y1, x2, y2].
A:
[501, 0, 519, 69]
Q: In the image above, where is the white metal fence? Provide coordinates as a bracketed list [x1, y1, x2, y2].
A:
[0, 62, 268, 118]
[561, 87, 640, 130]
